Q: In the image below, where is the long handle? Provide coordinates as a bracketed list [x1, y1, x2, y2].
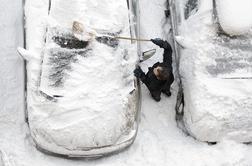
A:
[72, 21, 151, 42]
[114, 36, 150, 41]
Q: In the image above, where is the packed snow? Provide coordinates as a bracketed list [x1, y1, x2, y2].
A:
[1, 0, 252, 165]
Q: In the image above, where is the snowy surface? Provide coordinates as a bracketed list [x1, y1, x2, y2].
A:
[1, 0, 252, 165]
[216, 0, 252, 36]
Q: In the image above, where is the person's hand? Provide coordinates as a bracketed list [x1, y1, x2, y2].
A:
[134, 67, 144, 78]
[151, 38, 170, 49]
[151, 38, 164, 46]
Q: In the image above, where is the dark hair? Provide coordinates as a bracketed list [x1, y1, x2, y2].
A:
[157, 67, 170, 80]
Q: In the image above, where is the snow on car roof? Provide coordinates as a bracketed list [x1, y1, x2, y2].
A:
[49, 0, 128, 32]
[216, 0, 252, 36]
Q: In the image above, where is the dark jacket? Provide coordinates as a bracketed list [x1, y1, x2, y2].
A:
[138, 41, 174, 101]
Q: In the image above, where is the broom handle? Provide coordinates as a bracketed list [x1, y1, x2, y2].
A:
[72, 21, 150, 41]
[114, 36, 150, 41]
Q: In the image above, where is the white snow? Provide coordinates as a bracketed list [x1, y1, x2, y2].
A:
[216, 0, 252, 35]
[1, 0, 252, 165]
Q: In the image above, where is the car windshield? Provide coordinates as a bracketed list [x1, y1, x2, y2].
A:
[206, 34, 252, 79]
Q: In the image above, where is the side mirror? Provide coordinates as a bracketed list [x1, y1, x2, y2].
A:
[141, 49, 156, 62]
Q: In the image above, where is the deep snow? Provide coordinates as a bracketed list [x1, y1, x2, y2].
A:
[1, 0, 252, 165]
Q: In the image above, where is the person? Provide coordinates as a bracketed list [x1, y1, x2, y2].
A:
[134, 38, 174, 102]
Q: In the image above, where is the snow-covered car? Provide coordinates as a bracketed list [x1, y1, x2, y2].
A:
[18, 0, 141, 158]
[170, 0, 252, 142]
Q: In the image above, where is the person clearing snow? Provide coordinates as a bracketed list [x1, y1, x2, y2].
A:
[134, 38, 174, 102]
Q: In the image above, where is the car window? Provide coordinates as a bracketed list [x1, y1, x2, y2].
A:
[184, 0, 198, 19]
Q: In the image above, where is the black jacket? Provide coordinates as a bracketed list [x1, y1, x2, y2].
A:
[140, 41, 174, 97]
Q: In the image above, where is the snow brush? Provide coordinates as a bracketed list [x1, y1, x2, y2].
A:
[72, 21, 155, 62]
[72, 21, 150, 42]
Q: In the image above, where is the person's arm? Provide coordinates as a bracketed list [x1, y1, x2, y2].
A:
[151, 38, 173, 65]
[134, 67, 149, 85]
[163, 44, 172, 65]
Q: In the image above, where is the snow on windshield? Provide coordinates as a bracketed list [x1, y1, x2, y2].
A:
[176, 0, 252, 78]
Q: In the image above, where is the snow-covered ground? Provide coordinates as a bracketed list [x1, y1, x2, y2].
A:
[1, 0, 252, 165]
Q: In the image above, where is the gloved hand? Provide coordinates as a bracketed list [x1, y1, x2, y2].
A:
[134, 67, 144, 78]
[151, 38, 164, 47]
[151, 38, 170, 49]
